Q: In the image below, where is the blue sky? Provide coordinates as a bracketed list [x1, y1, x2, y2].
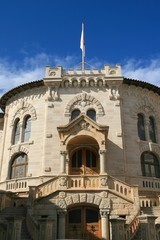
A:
[0, 0, 160, 93]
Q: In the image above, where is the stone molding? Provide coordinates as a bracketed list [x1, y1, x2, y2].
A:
[11, 101, 37, 126]
[65, 93, 105, 117]
[58, 192, 111, 210]
[139, 141, 160, 156]
[131, 98, 158, 120]
[9, 144, 29, 157]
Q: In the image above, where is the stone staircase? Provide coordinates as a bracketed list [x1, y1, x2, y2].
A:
[21, 219, 32, 240]
[132, 228, 142, 240]
[0, 206, 32, 240]
[141, 206, 160, 223]
[0, 206, 26, 218]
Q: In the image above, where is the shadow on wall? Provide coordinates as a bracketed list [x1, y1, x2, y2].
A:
[106, 138, 124, 177]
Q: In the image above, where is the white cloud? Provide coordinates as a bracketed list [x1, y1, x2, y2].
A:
[123, 58, 160, 86]
[0, 55, 160, 96]
[0, 53, 79, 94]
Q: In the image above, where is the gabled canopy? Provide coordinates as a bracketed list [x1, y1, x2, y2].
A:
[57, 114, 109, 147]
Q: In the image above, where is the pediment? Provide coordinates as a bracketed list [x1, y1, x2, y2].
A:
[57, 114, 109, 144]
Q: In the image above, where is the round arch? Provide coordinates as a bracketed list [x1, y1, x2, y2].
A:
[65, 93, 104, 117]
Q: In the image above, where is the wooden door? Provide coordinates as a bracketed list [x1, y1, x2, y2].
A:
[70, 148, 99, 175]
[66, 207, 101, 240]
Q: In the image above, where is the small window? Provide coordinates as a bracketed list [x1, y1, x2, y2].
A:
[71, 109, 80, 121]
[72, 150, 82, 168]
[149, 116, 156, 143]
[13, 118, 20, 145]
[11, 153, 28, 179]
[137, 114, 146, 140]
[87, 109, 96, 121]
[86, 150, 96, 167]
[23, 115, 31, 142]
[69, 209, 81, 223]
[141, 152, 160, 178]
[86, 209, 99, 223]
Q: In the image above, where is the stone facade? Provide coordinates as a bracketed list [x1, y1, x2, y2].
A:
[0, 64, 160, 239]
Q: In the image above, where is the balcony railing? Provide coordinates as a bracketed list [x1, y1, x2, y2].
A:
[31, 174, 137, 203]
[128, 176, 160, 191]
[1, 174, 139, 204]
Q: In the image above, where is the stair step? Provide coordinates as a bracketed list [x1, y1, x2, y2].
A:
[21, 219, 32, 240]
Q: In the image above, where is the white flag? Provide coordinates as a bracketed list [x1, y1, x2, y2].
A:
[80, 23, 85, 57]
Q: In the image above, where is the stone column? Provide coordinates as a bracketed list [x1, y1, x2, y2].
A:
[145, 119, 150, 141]
[6, 218, 14, 240]
[100, 210, 110, 240]
[19, 121, 23, 143]
[110, 217, 126, 240]
[60, 151, 67, 174]
[12, 217, 23, 240]
[138, 215, 157, 240]
[38, 219, 46, 240]
[58, 210, 66, 239]
[99, 150, 107, 174]
[45, 218, 55, 240]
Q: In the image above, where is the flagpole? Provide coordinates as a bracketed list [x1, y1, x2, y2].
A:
[82, 23, 84, 72]
[80, 23, 85, 72]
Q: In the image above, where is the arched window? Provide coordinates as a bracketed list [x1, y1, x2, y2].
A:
[13, 118, 20, 145]
[23, 115, 31, 142]
[11, 153, 28, 179]
[137, 114, 146, 140]
[141, 152, 160, 178]
[71, 109, 80, 121]
[87, 109, 96, 121]
[149, 116, 156, 143]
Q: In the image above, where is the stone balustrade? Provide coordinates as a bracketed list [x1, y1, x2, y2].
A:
[128, 176, 160, 192]
[6, 179, 28, 192]
[142, 178, 160, 190]
[68, 175, 99, 189]
[36, 177, 59, 198]
[107, 176, 134, 202]
[125, 215, 140, 240]
[26, 211, 39, 240]
[2, 174, 139, 205]
[32, 174, 137, 204]
[140, 197, 159, 207]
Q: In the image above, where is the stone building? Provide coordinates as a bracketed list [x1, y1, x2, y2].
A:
[0, 64, 160, 240]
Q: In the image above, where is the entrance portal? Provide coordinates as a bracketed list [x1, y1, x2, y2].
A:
[66, 206, 101, 239]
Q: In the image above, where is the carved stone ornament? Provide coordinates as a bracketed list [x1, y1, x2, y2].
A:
[59, 192, 66, 199]
[100, 177, 108, 186]
[58, 199, 66, 209]
[94, 195, 101, 205]
[100, 210, 110, 218]
[57, 209, 67, 215]
[57, 193, 111, 209]
[47, 85, 60, 101]
[79, 121, 90, 130]
[101, 191, 108, 198]
[65, 196, 73, 205]
[59, 177, 67, 187]
[100, 198, 111, 209]
[109, 86, 120, 100]
[72, 194, 79, 204]
[49, 71, 56, 76]
[80, 193, 87, 203]
[65, 93, 105, 116]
